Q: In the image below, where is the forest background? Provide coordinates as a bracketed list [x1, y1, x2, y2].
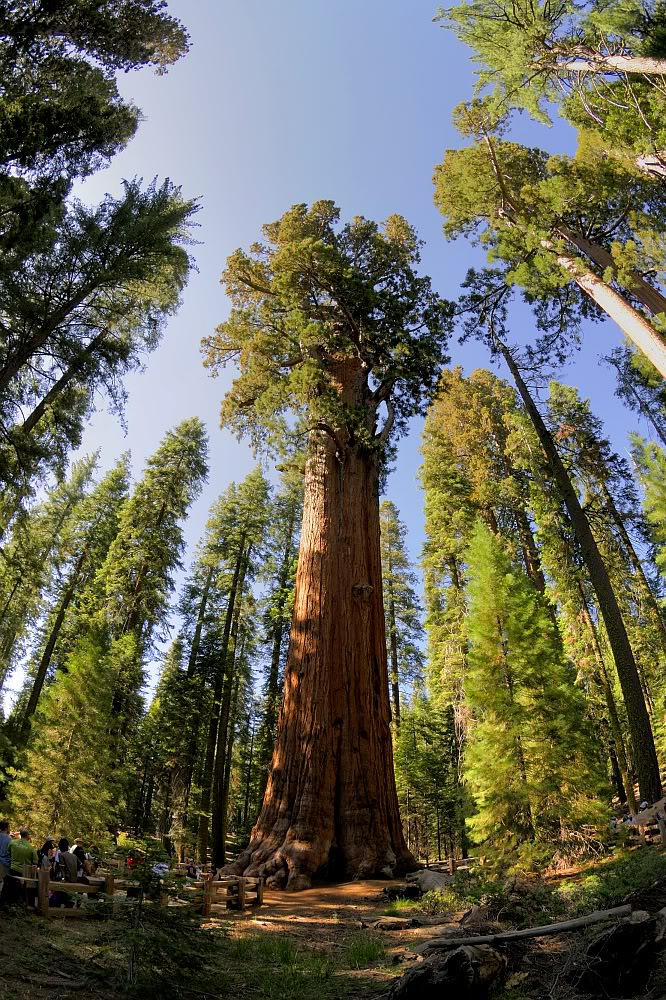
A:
[4, 0, 666, 879]
[3, 0, 604, 714]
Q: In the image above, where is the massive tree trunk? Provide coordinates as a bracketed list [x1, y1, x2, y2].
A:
[226, 361, 414, 889]
[502, 345, 662, 803]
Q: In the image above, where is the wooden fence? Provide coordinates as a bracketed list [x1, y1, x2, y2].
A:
[9, 865, 264, 919]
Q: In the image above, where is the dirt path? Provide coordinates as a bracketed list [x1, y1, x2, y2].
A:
[218, 879, 459, 956]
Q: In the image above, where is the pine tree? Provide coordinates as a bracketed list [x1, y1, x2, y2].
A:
[605, 345, 666, 446]
[464, 523, 606, 856]
[0, 454, 98, 699]
[435, 116, 666, 375]
[254, 467, 303, 808]
[15, 455, 131, 741]
[8, 419, 208, 830]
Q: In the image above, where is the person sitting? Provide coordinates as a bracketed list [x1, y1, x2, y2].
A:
[9, 828, 37, 874]
[37, 838, 57, 871]
[0, 820, 12, 879]
[72, 843, 86, 869]
[56, 839, 80, 883]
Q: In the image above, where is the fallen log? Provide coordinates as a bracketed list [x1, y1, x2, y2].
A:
[422, 905, 632, 950]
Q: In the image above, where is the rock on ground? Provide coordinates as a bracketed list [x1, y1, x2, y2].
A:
[387, 944, 508, 1000]
[405, 869, 453, 893]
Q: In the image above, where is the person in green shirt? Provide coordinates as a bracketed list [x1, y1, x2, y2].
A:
[9, 828, 38, 874]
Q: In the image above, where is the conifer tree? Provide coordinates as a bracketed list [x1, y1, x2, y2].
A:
[379, 500, 425, 729]
[0, 454, 97, 698]
[394, 697, 464, 862]
[254, 468, 303, 806]
[606, 345, 666, 446]
[438, 0, 666, 121]
[499, 343, 662, 803]
[464, 523, 606, 854]
[8, 419, 208, 830]
[204, 201, 451, 887]
[435, 114, 666, 375]
[14, 455, 131, 741]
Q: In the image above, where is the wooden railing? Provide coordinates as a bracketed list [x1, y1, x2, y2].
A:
[12, 865, 264, 918]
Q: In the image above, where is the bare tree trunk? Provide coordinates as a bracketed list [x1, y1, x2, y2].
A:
[226, 394, 414, 888]
[177, 564, 215, 847]
[219, 665, 242, 865]
[577, 583, 637, 813]
[600, 482, 666, 661]
[196, 540, 246, 864]
[503, 346, 661, 803]
[387, 574, 401, 729]
[557, 225, 666, 317]
[19, 331, 108, 435]
[558, 53, 666, 75]
[635, 153, 666, 179]
[243, 714, 256, 826]
[255, 510, 297, 804]
[557, 252, 666, 377]
[210, 551, 250, 867]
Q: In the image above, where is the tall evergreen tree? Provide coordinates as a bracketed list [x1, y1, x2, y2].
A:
[204, 200, 451, 887]
[435, 113, 666, 375]
[464, 523, 606, 855]
[8, 419, 208, 830]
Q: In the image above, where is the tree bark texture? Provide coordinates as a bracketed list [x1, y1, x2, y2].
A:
[503, 346, 662, 803]
[227, 393, 414, 888]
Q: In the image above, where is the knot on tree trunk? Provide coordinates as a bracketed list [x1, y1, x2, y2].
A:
[352, 582, 373, 600]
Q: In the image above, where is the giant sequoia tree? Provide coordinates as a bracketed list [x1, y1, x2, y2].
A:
[203, 201, 451, 888]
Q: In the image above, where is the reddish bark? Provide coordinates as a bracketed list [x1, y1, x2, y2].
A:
[227, 359, 414, 889]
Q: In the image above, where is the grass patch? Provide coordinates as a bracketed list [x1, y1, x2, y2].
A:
[342, 931, 385, 969]
[381, 898, 422, 916]
[556, 847, 666, 913]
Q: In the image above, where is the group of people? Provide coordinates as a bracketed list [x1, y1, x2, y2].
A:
[0, 820, 96, 882]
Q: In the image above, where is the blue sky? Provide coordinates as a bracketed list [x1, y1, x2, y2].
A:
[3, 1, 653, 707]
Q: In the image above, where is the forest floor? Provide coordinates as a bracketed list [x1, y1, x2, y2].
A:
[4, 852, 666, 1000]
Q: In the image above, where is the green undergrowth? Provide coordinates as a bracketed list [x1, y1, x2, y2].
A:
[556, 847, 666, 913]
[0, 910, 389, 1000]
[384, 848, 666, 929]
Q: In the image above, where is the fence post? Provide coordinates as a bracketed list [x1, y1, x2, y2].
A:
[255, 877, 264, 906]
[105, 874, 115, 896]
[37, 868, 50, 916]
[237, 877, 246, 911]
[202, 874, 213, 917]
[448, 857, 455, 876]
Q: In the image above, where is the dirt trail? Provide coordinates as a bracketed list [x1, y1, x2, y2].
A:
[219, 879, 458, 953]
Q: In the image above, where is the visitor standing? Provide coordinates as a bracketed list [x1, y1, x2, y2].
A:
[9, 828, 38, 874]
[0, 820, 12, 878]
